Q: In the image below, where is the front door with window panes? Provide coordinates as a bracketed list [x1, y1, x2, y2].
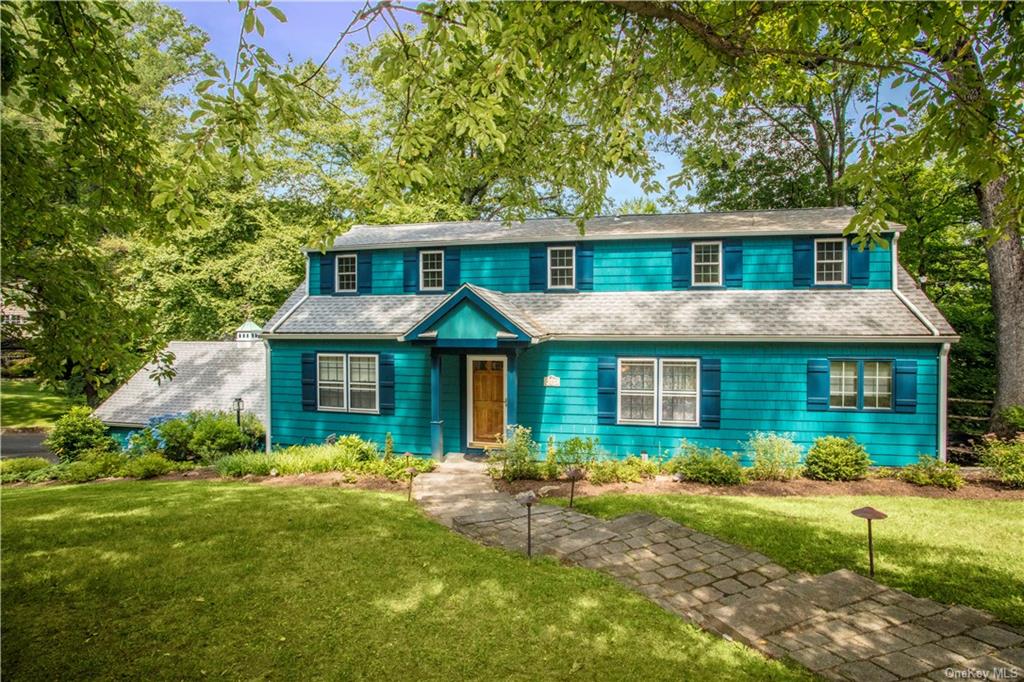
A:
[470, 359, 505, 446]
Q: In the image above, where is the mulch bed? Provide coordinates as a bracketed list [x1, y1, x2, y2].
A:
[496, 471, 1024, 501]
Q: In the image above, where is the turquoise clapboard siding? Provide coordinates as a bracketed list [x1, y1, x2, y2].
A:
[514, 341, 938, 467]
[108, 426, 138, 450]
[307, 235, 892, 295]
[269, 339, 433, 454]
[440, 354, 462, 452]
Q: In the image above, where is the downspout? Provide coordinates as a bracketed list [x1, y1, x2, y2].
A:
[264, 338, 272, 454]
[938, 343, 950, 462]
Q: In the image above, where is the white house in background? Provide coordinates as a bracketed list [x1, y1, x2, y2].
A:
[94, 321, 267, 446]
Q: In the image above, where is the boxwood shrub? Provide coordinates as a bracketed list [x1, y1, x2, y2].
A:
[666, 441, 744, 485]
[804, 436, 870, 481]
[898, 455, 964, 491]
[44, 407, 117, 463]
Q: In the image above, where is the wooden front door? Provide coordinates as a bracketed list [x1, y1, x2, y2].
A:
[470, 357, 506, 446]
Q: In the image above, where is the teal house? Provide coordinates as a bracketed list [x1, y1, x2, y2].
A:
[262, 208, 957, 466]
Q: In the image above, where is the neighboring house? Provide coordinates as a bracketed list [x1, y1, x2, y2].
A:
[262, 207, 957, 466]
[94, 323, 266, 447]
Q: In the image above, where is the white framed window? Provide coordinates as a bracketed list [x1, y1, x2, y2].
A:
[618, 357, 700, 426]
[419, 250, 444, 291]
[829, 360, 858, 409]
[317, 354, 346, 410]
[863, 360, 893, 410]
[547, 246, 575, 289]
[815, 238, 846, 285]
[692, 241, 722, 286]
[316, 353, 380, 414]
[659, 359, 699, 425]
[336, 254, 357, 292]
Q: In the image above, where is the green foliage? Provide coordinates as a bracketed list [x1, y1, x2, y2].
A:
[557, 436, 602, 469]
[804, 436, 870, 482]
[0, 457, 51, 482]
[150, 412, 264, 462]
[44, 407, 117, 463]
[979, 434, 1024, 488]
[123, 454, 178, 479]
[998, 406, 1024, 434]
[336, 434, 378, 462]
[898, 456, 964, 491]
[383, 432, 395, 462]
[666, 441, 744, 486]
[585, 456, 659, 486]
[213, 441, 434, 481]
[485, 426, 540, 482]
[744, 432, 804, 481]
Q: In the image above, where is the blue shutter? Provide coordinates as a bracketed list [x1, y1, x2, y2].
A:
[576, 243, 594, 291]
[597, 356, 616, 424]
[379, 353, 395, 415]
[672, 241, 691, 289]
[723, 239, 743, 288]
[357, 252, 372, 294]
[793, 238, 813, 287]
[807, 359, 829, 411]
[529, 246, 546, 291]
[301, 353, 317, 411]
[444, 248, 461, 292]
[403, 251, 417, 293]
[894, 360, 917, 413]
[848, 239, 870, 286]
[700, 359, 721, 429]
[319, 254, 335, 294]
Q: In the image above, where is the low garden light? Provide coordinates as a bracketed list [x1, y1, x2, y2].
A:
[851, 506, 887, 577]
[565, 467, 585, 508]
[516, 490, 538, 557]
[232, 397, 244, 427]
[405, 466, 419, 501]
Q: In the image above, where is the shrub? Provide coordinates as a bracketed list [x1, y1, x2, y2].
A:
[23, 466, 60, 483]
[486, 426, 540, 481]
[383, 432, 395, 462]
[213, 440, 434, 480]
[898, 455, 964, 491]
[541, 436, 560, 480]
[0, 457, 51, 481]
[557, 436, 601, 469]
[336, 434, 378, 462]
[80, 448, 129, 477]
[666, 441, 744, 485]
[585, 455, 658, 485]
[124, 453, 178, 479]
[149, 411, 264, 462]
[44, 407, 117, 463]
[998, 406, 1024, 434]
[804, 436, 870, 481]
[979, 434, 1024, 488]
[126, 428, 162, 457]
[744, 431, 804, 481]
[57, 460, 106, 484]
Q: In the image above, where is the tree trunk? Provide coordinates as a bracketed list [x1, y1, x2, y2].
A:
[975, 176, 1024, 435]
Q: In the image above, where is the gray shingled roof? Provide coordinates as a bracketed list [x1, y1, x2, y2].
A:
[327, 207, 905, 250]
[268, 285, 953, 340]
[896, 266, 956, 336]
[265, 283, 306, 331]
[94, 341, 266, 427]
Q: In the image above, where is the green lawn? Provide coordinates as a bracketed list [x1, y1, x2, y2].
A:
[1, 483, 807, 681]
[0, 378, 82, 430]
[556, 494, 1024, 626]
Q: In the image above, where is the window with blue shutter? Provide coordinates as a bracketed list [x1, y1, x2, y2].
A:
[379, 354, 395, 415]
[576, 243, 594, 291]
[529, 246, 546, 291]
[700, 359, 721, 429]
[357, 252, 372, 294]
[597, 356, 617, 424]
[807, 359, 830, 411]
[444, 248, 461, 292]
[672, 241, 692, 289]
[319, 253, 335, 295]
[403, 251, 417, 293]
[723, 239, 743, 288]
[301, 353, 317, 411]
[848, 239, 871, 286]
[793, 238, 813, 287]
[894, 360, 917, 413]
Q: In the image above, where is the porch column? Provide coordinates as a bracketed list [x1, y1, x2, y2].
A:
[430, 353, 443, 459]
[506, 351, 518, 431]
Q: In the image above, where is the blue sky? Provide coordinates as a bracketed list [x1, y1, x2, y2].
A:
[166, 1, 677, 208]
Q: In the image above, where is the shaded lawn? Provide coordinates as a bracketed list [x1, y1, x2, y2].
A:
[0, 378, 83, 430]
[1, 483, 807, 681]
[556, 494, 1024, 626]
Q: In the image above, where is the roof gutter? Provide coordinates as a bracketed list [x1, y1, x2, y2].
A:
[890, 232, 940, 336]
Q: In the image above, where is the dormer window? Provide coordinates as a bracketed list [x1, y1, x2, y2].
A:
[548, 246, 575, 289]
[815, 239, 846, 285]
[692, 242, 722, 286]
[336, 254, 357, 292]
[419, 250, 445, 291]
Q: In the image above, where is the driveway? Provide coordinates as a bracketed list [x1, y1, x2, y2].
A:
[1, 430, 55, 461]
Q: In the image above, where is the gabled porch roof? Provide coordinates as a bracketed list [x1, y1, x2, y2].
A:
[401, 284, 540, 346]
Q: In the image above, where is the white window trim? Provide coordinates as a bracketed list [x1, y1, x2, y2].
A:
[828, 359, 859, 410]
[347, 353, 380, 414]
[691, 241, 723, 287]
[547, 245, 576, 290]
[335, 254, 358, 293]
[617, 357, 701, 426]
[316, 353, 347, 412]
[658, 359, 701, 426]
[814, 238, 847, 285]
[419, 250, 445, 292]
[862, 360, 894, 411]
[315, 352, 380, 414]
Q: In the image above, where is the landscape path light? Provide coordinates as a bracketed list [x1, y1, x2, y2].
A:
[851, 506, 887, 577]
[565, 468, 585, 508]
[516, 490, 538, 557]
[232, 397, 244, 427]
[405, 467, 419, 502]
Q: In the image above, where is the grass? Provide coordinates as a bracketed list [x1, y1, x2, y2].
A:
[554, 494, 1024, 626]
[0, 378, 83, 430]
[1, 483, 807, 681]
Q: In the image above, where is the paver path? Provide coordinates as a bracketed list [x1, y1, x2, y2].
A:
[414, 456, 1024, 681]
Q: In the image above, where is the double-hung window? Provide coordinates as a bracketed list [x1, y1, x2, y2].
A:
[336, 254, 357, 293]
[829, 360, 858, 409]
[618, 357, 699, 426]
[862, 360, 893, 409]
[692, 242, 722, 286]
[547, 246, 575, 289]
[815, 239, 846, 285]
[316, 353, 379, 413]
[419, 250, 444, 291]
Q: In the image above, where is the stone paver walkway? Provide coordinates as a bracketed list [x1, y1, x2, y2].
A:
[414, 456, 1024, 681]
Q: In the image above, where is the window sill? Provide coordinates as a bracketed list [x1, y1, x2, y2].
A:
[812, 283, 852, 289]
